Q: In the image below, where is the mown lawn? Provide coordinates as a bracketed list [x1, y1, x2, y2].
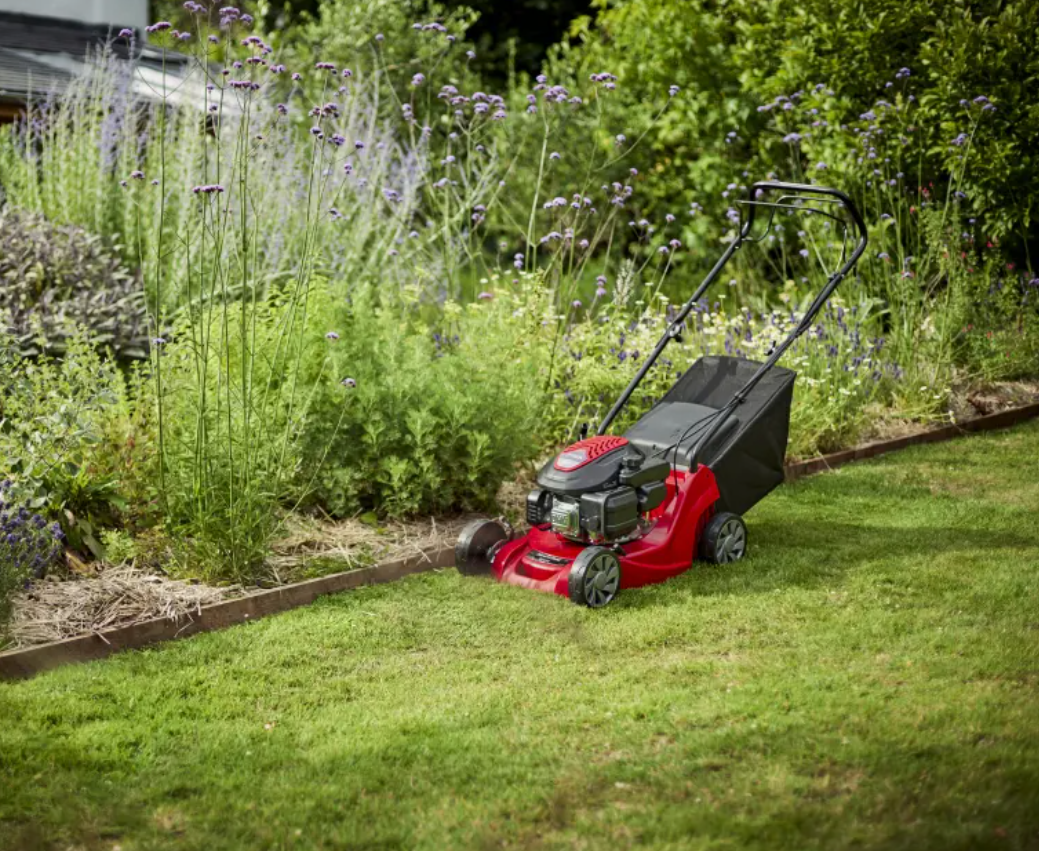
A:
[2, 422, 1039, 851]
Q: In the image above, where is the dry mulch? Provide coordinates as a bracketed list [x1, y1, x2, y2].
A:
[7, 567, 239, 649]
[5, 514, 478, 651]
[267, 513, 475, 581]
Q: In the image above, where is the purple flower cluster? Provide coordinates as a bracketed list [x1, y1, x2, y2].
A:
[192, 184, 225, 195]
[414, 21, 448, 34]
[219, 7, 252, 27]
[1, 481, 63, 583]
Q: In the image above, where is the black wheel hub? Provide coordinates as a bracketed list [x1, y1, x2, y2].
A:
[455, 519, 510, 576]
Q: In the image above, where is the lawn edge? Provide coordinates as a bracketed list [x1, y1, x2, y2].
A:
[784, 401, 1039, 481]
[0, 545, 454, 681]
[2, 401, 1037, 682]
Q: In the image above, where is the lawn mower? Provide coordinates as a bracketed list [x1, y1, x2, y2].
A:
[457, 181, 868, 607]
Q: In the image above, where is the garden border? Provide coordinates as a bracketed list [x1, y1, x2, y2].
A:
[783, 401, 1039, 481]
[0, 545, 454, 680]
[2, 400, 1038, 682]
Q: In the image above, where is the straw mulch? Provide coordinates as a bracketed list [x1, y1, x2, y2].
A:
[266, 513, 476, 580]
[5, 513, 481, 651]
[7, 567, 240, 649]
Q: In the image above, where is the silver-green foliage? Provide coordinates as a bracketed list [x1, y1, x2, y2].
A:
[0, 209, 148, 360]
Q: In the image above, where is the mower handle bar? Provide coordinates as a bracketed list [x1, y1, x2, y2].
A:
[596, 182, 868, 454]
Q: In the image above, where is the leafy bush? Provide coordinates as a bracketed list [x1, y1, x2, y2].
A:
[0, 331, 150, 558]
[0, 209, 149, 360]
[297, 278, 545, 517]
[551, 0, 1039, 251]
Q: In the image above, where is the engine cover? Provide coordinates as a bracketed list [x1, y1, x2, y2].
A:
[534, 435, 670, 543]
[536, 436, 628, 497]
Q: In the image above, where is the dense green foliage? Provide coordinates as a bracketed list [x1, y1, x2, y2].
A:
[0, 334, 148, 560]
[0, 0, 1036, 586]
[3, 424, 1039, 848]
[551, 0, 1039, 251]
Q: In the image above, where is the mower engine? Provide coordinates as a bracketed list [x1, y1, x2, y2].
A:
[526, 436, 669, 544]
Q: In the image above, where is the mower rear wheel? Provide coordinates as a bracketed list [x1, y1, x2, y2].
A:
[700, 511, 747, 564]
[455, 519, 510, 576]
[568, 547, 622, 608]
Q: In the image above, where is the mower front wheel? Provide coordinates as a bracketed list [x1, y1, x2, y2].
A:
[568, 547, 622, 608]
[455, 519, 510, 576]
[700, 511, 747, 564]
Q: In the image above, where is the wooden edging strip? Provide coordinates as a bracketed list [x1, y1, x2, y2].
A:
[0, 545, 454, 681]
[2, 401, 1037, 681]
[783, 401, 1039, 481]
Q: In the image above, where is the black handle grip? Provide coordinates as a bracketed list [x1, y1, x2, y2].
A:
[597, 181, 868, 440]
[742, 181, 868, 249]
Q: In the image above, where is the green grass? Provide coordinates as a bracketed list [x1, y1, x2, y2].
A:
[3, 422, 1039, 851]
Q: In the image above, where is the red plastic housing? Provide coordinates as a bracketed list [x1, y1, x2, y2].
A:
[493, 464, 721, 598]
[553, 435, 628, 471]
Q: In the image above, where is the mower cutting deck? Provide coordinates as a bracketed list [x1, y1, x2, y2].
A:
[456, 181, 868, 607]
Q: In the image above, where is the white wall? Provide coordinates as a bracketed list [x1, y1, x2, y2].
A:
[0, 0, 147, 29]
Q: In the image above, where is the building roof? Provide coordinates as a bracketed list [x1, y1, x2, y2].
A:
[0, 10, 191, 106]
[0, 11, 132, 59]
[0, 45, 73, 99]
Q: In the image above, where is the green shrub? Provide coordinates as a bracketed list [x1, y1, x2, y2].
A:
[550, 0, 1039, 250]
[0, 209, 149, 361]
[297, 278, 545, 517]
[0, 331, 149, 558]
